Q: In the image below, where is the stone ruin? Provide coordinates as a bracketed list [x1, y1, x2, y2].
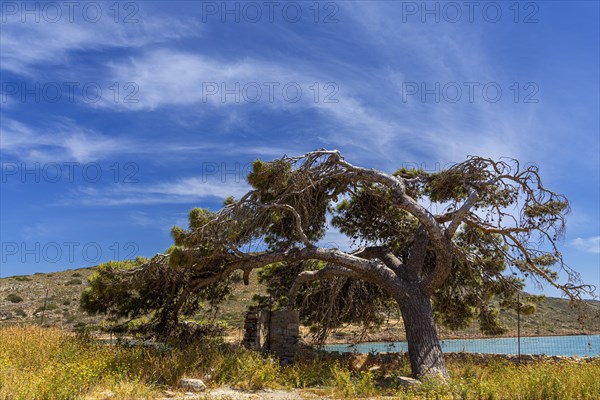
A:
[242, 309, 300, 363]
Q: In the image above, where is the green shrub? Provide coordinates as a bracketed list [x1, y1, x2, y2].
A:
[35, 303, 59, 314]
[6, 294, 23, 303]
[331, 364, 377, 398]
[71, 273, 83, 277]
[62, 300, 71, 306]
[13, 308, 27, 317]
[13, 276, 32, 282]
[65, 279, 83, 286]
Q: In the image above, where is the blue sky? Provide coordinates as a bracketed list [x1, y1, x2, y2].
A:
[0, 1, 598, 298]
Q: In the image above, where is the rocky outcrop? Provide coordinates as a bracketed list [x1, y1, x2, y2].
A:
[179, 378, 206, 392]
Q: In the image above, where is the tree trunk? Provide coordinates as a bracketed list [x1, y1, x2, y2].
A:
[398, 287, 448, 380]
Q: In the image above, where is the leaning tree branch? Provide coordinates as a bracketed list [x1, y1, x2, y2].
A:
[287, 264, 362, 308]
[262, 203, 313, 247]
[179, 246, 411, 308]
[352, 246, 405, 274]
[446, 187, 479, 236]
[313, 151, 453, 292]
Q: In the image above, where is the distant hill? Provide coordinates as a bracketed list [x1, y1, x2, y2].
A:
[1, 267, 100, 329]
[1, 267, 598, 342]
[0, 266, 269, 331]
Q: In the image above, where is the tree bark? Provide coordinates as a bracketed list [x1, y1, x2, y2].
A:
[398, 287, 448, 380]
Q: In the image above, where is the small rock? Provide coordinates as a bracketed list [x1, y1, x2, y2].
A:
[397, 376, 422, 388]
[179, 378, 206, 392]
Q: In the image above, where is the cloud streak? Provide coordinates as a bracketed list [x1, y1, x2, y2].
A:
[66, 177, 251, 206]
[0, 118, 132, 163]
[571, 236, 600, 254]
[0, 8, 200, 76]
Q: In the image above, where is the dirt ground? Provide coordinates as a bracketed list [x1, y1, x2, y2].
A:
[162, 387, 329, 400]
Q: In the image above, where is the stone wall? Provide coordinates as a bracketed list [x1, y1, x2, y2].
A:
[268, 310, 300, 362]
[242, 310, 270, 352]
[243, 309, 299, 362]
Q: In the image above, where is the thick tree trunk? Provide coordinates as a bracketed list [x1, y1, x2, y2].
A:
[397, 287, 448, 380]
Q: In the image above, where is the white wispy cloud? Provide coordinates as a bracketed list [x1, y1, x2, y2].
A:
[66, 177, 251, 206]
[571, 236, 600, 254]
[0, 9, 200, 76]
[0, 117, 132, 163]
[100, 48, 408, 161]
[101, 49, 326, 110]
[0, 2, 572, 179]
[325, 2, 530, 165]
[4, 1, 521, 168]
[19, 222, 63, 240]
[0, 117, 307, 164]
[100, 44, 525, 167]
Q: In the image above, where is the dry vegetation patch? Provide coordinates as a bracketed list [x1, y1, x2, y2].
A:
[0, 325, 599, 399]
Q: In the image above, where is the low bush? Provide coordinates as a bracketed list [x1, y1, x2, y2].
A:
[34, 303, 59, 314]
[13, 308, 27, 317]
[6, 294, 23, 303]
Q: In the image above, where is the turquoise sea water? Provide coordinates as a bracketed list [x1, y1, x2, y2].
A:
[323, 334, 600, 356]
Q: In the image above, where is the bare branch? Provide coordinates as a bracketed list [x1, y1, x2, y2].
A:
[263, 203, 313, 247]
[446, 188, 478, 236]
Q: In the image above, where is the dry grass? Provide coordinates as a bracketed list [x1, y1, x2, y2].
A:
[1, 325, 599, 399]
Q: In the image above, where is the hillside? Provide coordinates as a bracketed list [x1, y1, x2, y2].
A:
[0, 267, 100, 329]
[0, 266, 270, 332]
[1, 266, 598, 343]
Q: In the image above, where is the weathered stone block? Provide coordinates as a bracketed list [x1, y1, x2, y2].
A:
[179, 378, 206, 392]
[242, 309, 300, 361]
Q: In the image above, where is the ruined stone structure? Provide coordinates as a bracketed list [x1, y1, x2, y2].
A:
[243, 309, 299, 362]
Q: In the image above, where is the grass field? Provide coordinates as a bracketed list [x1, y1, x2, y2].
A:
[0, 325, 599, 399]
